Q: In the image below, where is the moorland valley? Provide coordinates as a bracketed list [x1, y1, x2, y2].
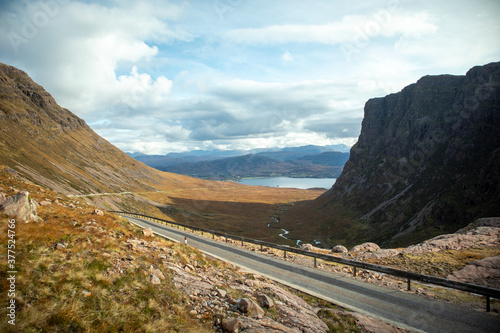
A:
[1, 61, 500, 331]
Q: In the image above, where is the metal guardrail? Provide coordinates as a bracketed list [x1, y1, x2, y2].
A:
[112, 211, 500, 312]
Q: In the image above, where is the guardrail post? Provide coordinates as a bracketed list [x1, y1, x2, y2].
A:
[407, 279, 411, 291]
[314, 257, 317, 268]
[353, 267, 357, 277]
[284, 250, 287, 259]
[486, 296, 491, 312]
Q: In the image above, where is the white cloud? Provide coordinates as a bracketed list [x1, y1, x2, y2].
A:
[1, 0, 498, 155]
[225, 10, 437, 45]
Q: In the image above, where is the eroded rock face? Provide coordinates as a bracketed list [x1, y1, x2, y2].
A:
[0, 191, 38, 222]
[448, 256, 500, 289]
[315, 62, 500, 246]
[403, 221, 500, 255]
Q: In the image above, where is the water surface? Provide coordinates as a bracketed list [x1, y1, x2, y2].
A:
[237, 177, 336, 189]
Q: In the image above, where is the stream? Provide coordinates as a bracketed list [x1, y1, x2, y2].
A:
[267, 202, 307, 246]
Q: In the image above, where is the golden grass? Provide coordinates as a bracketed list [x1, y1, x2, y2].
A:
[0, 170, 216, 332]
[369, 247, 500, 278]
[138, 184, 323, 244]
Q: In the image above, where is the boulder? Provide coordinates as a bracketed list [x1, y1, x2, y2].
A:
[256, 294, 275, 309]
[350, 242, 380, 253]
[149, 274, 161, 285]
[93, 209, 104, 216]
[142, 228, 153, 237]
[215, 288, 227, 298]
[237, 298, 265, 318]
[331, 245, 348, 254]
[301, 243, 322, 252]
[0, 191, 39, 222]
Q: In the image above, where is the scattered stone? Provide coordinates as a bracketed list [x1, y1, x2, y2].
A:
[39, 200, 52, 206]
[184, 264, 195, 272]
[93, 209, 104, 216]
[149, 274, 161, 285]
[150, 268, 165, 280]
[55, 243, 66, 250]
[256, 294, 274, 309]
[237, 298, 265, 318]
[215, 288, 227, 298]
[82, 290, 91, 297]
[142, 228, 153, 237]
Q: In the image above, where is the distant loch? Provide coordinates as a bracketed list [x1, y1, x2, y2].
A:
[237, 177, 336, 190]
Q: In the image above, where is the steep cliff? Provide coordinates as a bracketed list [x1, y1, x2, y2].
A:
[283, 62, 500, 247]
[0, 62, 206, 195]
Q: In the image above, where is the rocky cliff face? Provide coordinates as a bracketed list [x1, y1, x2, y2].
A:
[298, 62, 500, 247]
[0, 63, 202, 195]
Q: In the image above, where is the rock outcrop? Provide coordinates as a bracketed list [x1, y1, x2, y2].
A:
[301, 61, 500, 247]
[348, 217, 499, 260]
[0, 191, 38, 222]
[448, 256, 500, 289]
[403, 218, 500, 255]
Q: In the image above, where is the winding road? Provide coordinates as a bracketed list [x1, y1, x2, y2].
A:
[124, 215, 500, 333]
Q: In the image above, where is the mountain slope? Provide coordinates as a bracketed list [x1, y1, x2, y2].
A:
[281, 62, 500, 247]
[0, 62, 205, 195]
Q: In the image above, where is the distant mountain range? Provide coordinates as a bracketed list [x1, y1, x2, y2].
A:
[129, 146, 350, 180]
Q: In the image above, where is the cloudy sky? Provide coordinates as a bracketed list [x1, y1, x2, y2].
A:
[1, 0, 499, 154]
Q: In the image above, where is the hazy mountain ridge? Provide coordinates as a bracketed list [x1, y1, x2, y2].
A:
[282, 61, 500, 247]
[131, 146, 349, 180]
[128, 144, 350, 167]
[156, 153, 345, 180]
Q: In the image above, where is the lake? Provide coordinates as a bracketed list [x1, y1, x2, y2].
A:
[237, 177, 336, 189]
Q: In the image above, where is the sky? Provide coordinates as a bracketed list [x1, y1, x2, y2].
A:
[1, 0, 499, 154]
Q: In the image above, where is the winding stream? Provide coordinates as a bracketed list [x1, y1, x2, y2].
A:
[267, 203, 303, 246]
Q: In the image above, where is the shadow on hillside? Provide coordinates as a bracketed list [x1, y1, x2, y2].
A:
[157, 196, 315, 245]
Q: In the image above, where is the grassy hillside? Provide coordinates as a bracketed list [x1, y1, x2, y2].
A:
[0, 62, 214, 196]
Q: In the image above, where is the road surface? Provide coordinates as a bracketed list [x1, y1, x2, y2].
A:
[124, 215, 500, 333]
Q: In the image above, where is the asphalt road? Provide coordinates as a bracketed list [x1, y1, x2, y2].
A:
[124, 215, 500, 333]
